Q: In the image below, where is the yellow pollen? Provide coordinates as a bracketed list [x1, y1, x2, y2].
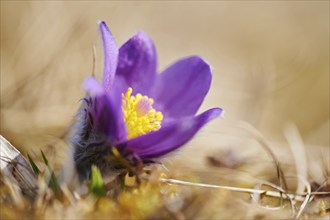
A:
[122, 87, 163, 139]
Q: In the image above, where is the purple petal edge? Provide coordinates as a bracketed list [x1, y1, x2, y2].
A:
[153, 56, 212, 121]
[99, 21, 119, 92]
[115, 31, 157, 96]
[83, 77, 104, 96]
[122, 107, 223, 159]
[83, 77, 127, 144]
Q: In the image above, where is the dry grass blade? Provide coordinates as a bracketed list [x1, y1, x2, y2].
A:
[310, 179, 330, 200]
[0, 135, 38, 199]
[252, 181, 296, 216]
[1, 172, 25, 208]
[284, 123, 308, 195]
[159, 177, 305, 202]
[92, 45, 97, 77]
[295, 176, 312, 219]
[283, 123, 316, 218]
[239, 122, 288, 190]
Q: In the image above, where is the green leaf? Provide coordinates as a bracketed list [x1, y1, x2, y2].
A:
[48, 170, 62, 200]
[40, 150, 63, 200]
[40, 150, 49, 166]
[27, 154, 40, 176]
[90, 165, 106, 197]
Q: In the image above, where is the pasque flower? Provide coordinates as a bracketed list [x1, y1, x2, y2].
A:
[72, 21, 223, 180]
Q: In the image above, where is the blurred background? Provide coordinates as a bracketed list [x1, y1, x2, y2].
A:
[1, 1, 329, 191]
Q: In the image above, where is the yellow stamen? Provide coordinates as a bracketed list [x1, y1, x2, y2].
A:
[122, 87, 163, 139]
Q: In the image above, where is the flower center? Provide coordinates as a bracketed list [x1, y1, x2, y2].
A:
[122, 87, 163, 139]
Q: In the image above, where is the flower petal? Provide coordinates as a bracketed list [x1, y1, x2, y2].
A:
[99, 21, 119, 92]
[153, 56, 212, 120]
[83, 77, 127, 143]
[121, 108, 222, 159]
[83, 76, 104, 96]
[115, 31, 157, 95]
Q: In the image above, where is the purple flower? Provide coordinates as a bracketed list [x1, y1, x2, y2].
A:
[72, 21, 223, 180]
